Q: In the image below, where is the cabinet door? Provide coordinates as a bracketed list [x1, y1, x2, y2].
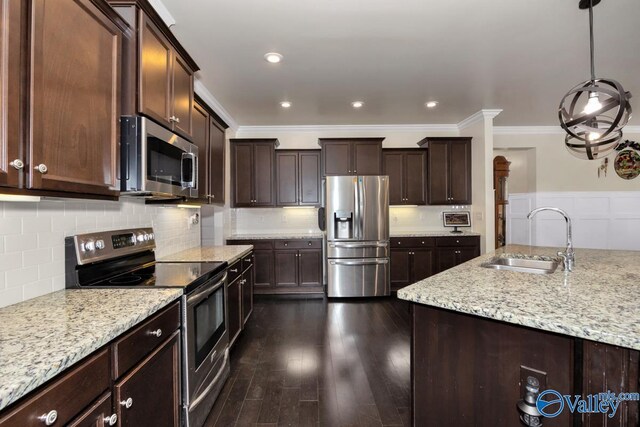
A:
[322, 141, 351, 176]
[436, 248, 457, 273]
[352, 141, 382, 175]
[227, 277, 241, 346]
[67, 392, 113, 427]
[457, 247, 479, 265]
[191, 101, 209, 201]
[253, 143, 275, 206]
[208, 119, 225, 203]
[274, 250, 298, 287]
[232, 143, 253, 207]
[0, 0, 23, 188]
[171, 53, 193, 138]
[299, 151, 321, 205]
[412, 249, 434, 282]
[242, 265, 254, 325]
[383, 152, 404, 205]
[298, 249, 322, 287]
[114, 332, 180, 427]
[405, 151, 427, 205]
[276, 151, 298, 206]
[253, 248, 274, 288]
[29, 0, 120, 196]
[138, 13, 171, 126]
[427, 141, 450, 205]
[449, 140, 471, 204]
[390, 248, 411, 291]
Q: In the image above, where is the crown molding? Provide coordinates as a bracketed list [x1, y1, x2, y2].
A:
[194, 80, 238, 131]
[457, 109, 503, 130]
[147, 0, 176, 27]
[494, 125, 640, 135]
[236, 123, 460, 135]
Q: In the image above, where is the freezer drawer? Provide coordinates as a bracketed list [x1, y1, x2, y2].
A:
[327, 240, 389, 259]
[327, 258, 390, 297]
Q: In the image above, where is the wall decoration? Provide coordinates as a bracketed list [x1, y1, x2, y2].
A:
[597, 158, 608, 178]
[443, 211, 471, 234]
[614, 150, 640, 180]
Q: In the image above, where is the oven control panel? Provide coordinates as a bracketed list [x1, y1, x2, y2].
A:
[70, 228, 156, 265]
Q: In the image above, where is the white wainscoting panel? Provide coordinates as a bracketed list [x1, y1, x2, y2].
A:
[507, 192, 640, 250]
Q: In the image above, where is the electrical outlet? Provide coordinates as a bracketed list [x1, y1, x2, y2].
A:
[475, 212, 483, 221]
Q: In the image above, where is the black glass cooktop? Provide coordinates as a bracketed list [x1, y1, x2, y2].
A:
[91, 261, 227, 293]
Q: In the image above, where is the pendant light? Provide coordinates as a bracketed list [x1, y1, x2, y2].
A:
[558, 0, 632, 160]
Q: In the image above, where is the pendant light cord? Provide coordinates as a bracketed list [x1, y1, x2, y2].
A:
[589, 0, 595, 82]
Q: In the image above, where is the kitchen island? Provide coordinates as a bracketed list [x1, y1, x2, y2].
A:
[398, 244, 639, 426]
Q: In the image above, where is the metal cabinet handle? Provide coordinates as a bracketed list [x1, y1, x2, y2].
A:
[148, 328, 162, 337]
[175, 117, 180, 123]
[104, 414, 118, 426]
[34, 164, 48, 174]
[9, 159, 24, 170]
[244, 258, 251, 262]
[284, 243, 288, 246]
[38, 410, 57, 425]
[120, 397, 133, 409]
[230, 268, 238, 273]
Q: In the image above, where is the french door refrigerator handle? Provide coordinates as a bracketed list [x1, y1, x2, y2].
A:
[329, 259, 389, 266]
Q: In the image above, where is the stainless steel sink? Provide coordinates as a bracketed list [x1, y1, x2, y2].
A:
[481, 256, 559, 274]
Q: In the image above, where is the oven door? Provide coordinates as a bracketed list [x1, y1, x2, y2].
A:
[184, 272, 229, 406]
[142, 118, 198, 198]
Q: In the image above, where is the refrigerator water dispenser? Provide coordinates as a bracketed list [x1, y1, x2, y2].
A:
[333, 210, 353, 239]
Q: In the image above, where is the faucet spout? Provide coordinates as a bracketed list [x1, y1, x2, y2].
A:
[527, 207, 575, 272]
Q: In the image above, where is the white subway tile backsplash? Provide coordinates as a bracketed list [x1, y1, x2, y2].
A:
[0, 199, 200, 308]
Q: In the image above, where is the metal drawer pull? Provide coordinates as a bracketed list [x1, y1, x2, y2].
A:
[230, 268, 238, 273]
[148, 328, 162, 337]
[34, 164, 48, 174]
[308, 242, 312, 246]
[244, 258, 251, 262]
[120, 397, 133, 409]
[104, 414, 118, 426]
[329, 242, 388, 249]
[38, 410, 57, 425]
[9, 159, 24, 170]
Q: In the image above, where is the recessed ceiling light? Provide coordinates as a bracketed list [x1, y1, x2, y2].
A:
[264, 52, 283, 64]
[425, 101, 439, 108]
[280, 101, 291, 108]
[351, 101, 364, 109]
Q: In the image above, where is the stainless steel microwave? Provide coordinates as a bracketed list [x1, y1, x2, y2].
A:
[120, 116, 198, 199]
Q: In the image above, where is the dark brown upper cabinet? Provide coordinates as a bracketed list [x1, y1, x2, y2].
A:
[383, 149, 427, 205]
[419, 137, 472, 205]
[231, 139, 278, 207]
[0, 0, 24, 189]
[27, 0, 127, 197]
[110, 0, 198, 140]
[319, 138, 384, 176]
[276, 150, 321, 207]
[191, 97, 228, 204]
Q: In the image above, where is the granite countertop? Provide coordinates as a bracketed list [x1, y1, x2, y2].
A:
[390, 230, 481, 237]
[397, 244, 640, 351]
[0, 289, 183, 412]
[228, 232, 324, 240]
[159, 245, 253, 264]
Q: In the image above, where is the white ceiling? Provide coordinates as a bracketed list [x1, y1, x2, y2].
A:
[160, 0, 640, 126]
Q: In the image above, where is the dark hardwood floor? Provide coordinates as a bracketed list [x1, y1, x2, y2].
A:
[205, 296, 411, 427]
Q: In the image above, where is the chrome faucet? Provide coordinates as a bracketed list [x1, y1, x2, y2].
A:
[527, 207, 575, 272]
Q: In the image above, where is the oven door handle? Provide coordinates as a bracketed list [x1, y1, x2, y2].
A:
[190, 349, 229, 410]
[187, 273, 227, 306]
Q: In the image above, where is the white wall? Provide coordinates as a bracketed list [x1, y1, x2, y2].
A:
[0, 199, 201, 308]
[493, 148, 536, 194]
[507, 192, 640, 250]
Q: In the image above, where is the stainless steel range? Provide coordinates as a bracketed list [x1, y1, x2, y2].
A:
[65, 228, 229, 427]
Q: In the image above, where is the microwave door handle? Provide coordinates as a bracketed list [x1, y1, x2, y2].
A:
[181, 152, 197, 189]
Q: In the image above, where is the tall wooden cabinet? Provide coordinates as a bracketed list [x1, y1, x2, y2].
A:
[382, 149, 427, 205]
[320, 138, 384, 176]
[419, 137, 472, 205]
[276, 150, 321, 206]
[230, 139, 278, 207]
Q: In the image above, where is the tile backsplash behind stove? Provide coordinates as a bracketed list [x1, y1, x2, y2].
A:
[0, 199, 200, 308]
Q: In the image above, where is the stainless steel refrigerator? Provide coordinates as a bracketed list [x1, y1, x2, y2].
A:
[320, 176, 390, 297]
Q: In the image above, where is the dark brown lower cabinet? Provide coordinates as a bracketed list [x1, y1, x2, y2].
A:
[242, 264, 254, 325]
[412, 305, 640, 426]
[227, 273, 242, 347]
[0, 302, 181, 427]
[227, 239, 323, 294]
[115, 331, 181, 427]
[227, 252, 254, 348]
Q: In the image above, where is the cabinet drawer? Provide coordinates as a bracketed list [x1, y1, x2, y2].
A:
[390, 237, 435, 248]
[241, 251, 254, 271]
[227, 259, 242, 284]
[112, 302, 180, 379]
[436, 236, 479, 247]
[274, 239, 321, 250]
[0, 349, 109, 427]
[227, 240, 273, 250]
